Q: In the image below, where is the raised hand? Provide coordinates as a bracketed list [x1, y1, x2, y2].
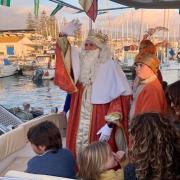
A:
[61, 19, 81, 36]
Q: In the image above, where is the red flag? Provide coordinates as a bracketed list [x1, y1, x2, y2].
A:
[79, 0, 98, 22]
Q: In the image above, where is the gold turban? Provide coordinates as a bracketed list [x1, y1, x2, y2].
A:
[134, 39, 160, 73]
[135, 53, 160, 73]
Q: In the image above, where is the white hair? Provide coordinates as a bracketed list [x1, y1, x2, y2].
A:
[79, 49, 99, 85]
[78, 40, 112, 85]
[80, 40, 112, 63]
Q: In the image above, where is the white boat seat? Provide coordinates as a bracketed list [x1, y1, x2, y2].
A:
[5, 170, 76, 180]
[0, 126, 26, 162]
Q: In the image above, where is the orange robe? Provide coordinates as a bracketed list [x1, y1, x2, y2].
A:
[130, 78, 167, 120]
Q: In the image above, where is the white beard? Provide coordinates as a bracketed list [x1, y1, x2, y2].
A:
[79, 49, 100, 85]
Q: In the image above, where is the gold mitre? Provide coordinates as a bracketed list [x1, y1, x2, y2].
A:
[86, 30, 108, 47]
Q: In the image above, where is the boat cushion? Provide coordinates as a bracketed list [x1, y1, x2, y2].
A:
[0, 126, 26, 161]
[5, 170, 75, 180]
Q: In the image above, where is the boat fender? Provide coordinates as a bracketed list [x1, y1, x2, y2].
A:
[44, 71, 49, 76]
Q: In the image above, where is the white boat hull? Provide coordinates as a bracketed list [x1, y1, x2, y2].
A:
[0, 65, 18, 78]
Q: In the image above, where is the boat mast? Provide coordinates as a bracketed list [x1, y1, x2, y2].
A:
[162, 9, 166, 63]
[89, 19, 92, 31]
[138, 9, 144, 42]
[131, 9, 134, 44]
[179, 23, 180, 49]
[167, 9, 170, 44]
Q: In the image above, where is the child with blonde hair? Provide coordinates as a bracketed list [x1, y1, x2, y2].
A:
[77, 141, 127, 180]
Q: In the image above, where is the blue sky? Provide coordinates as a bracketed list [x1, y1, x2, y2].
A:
[0, 0, 127, 30]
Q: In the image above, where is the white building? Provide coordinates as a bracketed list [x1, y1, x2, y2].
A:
[0, 35, 35, 58]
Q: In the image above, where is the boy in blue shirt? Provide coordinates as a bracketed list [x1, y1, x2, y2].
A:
[26, 121, 76, 179]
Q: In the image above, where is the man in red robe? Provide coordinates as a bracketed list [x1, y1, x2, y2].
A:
[54, 20, 132, 156]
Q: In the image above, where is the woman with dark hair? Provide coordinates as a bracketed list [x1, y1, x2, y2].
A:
[26, 121, 76, 178]
[166, 80, 180, 120]
[166, 80, 180, 178]
[129, 112, 176, 180]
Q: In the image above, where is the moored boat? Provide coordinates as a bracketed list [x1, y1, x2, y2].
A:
[42, 68, 55, 80]
[0, 58, 18, 78]
[32, 68, 55, 82]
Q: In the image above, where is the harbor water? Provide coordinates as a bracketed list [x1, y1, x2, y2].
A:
[0, 75, 67, 114]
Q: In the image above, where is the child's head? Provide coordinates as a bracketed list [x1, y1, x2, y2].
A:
[27, 121, 62, 155]
[130, 112, 176, 179]
[77, 141, 117, 180]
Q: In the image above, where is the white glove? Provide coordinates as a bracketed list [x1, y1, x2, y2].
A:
[61, 19, 81, 36]
[97, 124, 113, 142]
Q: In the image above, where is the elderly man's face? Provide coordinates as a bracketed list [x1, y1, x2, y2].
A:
[84, 40, 99, 50]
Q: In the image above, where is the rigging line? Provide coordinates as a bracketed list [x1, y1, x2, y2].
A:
[97, 6, 131, 11]
[75, 6, 131, 14]
[49, 0, 82, 11]
[50, 0, 130, 13]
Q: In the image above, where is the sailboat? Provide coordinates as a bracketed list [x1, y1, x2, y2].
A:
[121, 9, 180, 85]
[158, 9, 180, 85]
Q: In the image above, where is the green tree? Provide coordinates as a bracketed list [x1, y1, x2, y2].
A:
[25, 10, 59, 40]
[48, 16, 59, 39]
[34, 16, 40, 34]
[26, 12, 35, 29]
[39, 10, 48, 38]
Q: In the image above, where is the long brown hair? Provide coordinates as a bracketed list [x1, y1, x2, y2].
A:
[130, 112, 176, 179]
[77, 141, 111, 180]
[166, 81, 180, 178]
[167, 80, 180, 105]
